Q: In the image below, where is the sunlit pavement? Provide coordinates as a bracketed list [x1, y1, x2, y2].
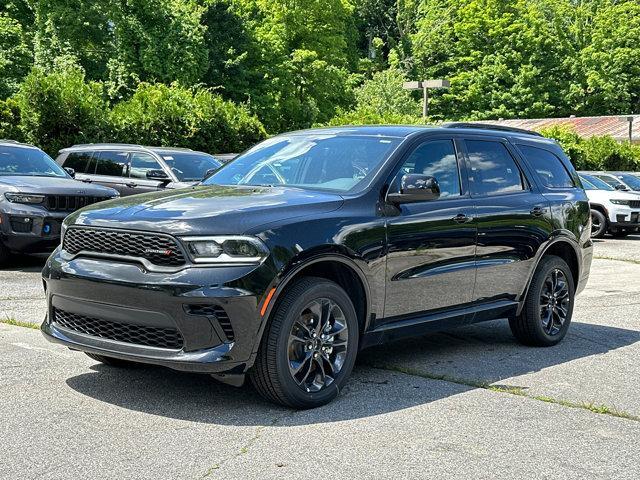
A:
[2, 237, 639, 479]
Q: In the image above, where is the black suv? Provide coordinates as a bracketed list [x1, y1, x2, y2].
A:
[42, 125, 593, 408]
[56, 144, 223, 196]
[0, 140, 118, 264]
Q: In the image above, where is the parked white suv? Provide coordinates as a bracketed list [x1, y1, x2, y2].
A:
[579, 173, 640, 238]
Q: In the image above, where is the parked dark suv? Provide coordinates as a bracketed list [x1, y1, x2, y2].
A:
[0, 140, 118, 265]
[55, 144, 223, 196]
[41, 125, 593, 408]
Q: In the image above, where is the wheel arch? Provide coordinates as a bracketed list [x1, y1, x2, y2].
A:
[517, 237, 580, 315]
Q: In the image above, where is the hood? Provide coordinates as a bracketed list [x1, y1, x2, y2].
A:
[0, 175, 118, 196]
[585, 189, 640, 203]
[67, 185, 344, 235]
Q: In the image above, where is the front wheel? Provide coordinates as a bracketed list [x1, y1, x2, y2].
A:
[509, 255, 575, 347]
[589, 209, 607, 238]
[250, 277, 359, 409]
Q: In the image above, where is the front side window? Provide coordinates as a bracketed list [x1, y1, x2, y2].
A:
[394, 140, 461, 198]
[130, 153, 163, 179]
[0, 146, 68, 178]
[593, 174, 625, 189]
[158, 152, 222, 182]
[204, 134, 402, 193]
[518, 145, 575, 188]
[94, 151, 128, 177]
[466, 140, 524, 196]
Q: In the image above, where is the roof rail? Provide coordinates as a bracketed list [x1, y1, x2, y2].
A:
[0, 139, 24, 144]
[443, 122, 544, 137]
[147, 146, 194, 152]
[65, 143, 145, 149]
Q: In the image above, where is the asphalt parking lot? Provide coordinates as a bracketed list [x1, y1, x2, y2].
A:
[2, 236, 640, 479]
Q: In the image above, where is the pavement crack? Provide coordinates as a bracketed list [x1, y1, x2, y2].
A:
[366, 363, 640, 423]
[200, 410, 294, 478]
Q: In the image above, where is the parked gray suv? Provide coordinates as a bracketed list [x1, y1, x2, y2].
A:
[0, 140, 118, 264]
[55, 144, 223, 196]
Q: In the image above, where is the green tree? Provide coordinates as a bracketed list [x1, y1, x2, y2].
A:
[0, 12, 32, 99]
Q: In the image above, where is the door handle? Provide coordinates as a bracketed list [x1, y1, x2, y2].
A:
[453, 213, 472, 224]
[81, 178, 92, 183]
[126, 182, 137, 188]
[530, 206, 545, 217]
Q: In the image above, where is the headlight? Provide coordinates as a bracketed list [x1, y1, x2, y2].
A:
[181, 236, 269, 265]
[4, 193, 45, 204]
[610, 199, 630, 205]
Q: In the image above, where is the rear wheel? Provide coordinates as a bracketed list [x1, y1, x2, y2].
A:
[509, 255, 575, 347]
[250, 277, 359, 409]
[85, 352, 137, 368]
[589, 209, 607, 238]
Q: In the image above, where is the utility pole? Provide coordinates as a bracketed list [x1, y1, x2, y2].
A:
[626, 116, 635, 143]
[403, 79, 451, 119]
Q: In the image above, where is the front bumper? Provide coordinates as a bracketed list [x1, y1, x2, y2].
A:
[0, 206, 66, 253]
[607, 205, 640, 230]
[41, 250, 275, 374]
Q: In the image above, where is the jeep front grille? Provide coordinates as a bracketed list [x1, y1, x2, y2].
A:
[53, 308, 183, 349]
[62, 227, 186, 266]
[46, 195, 111, 212]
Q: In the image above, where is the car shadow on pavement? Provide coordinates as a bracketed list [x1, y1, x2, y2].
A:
[2, 254, 47, 272]
[64, 319, 640, 425]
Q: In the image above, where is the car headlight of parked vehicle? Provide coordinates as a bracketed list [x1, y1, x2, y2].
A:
[610, 199, 631, 205]
[4, 193, 46, 204]
[181, 236, 269, 265]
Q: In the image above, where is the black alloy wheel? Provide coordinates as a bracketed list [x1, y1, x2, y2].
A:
[590, 209, 606, 238]
[250, 277, 359, 409]
[539, 269, 570, 336]
[287, 298, 349, 392]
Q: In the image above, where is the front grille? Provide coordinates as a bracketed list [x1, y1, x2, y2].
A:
[53, 308, 183, 349]
[63, 227, 186, 266]
[629, 200, 640, 209]
[10, 216, 33, 233]
[46, 195, 110, 212]
[186, 304, 235, 341]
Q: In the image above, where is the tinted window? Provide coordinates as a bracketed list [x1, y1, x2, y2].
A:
[615, 173, 640, 190]
[593, 174, 624, 189]
[204, 135, 401, 192]
[158, 151, 222, 182]
[0, 146, 68, 178]
[95, 151, 128, 176]
[63, 151, 94, 173]
[396, 140, 461, 198]
[466, 140, 524, 196]
[518, 145, 574, 188]
[130, 152, 163, 179]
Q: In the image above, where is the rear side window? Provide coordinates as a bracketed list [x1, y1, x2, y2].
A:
[95, 151, 128, 176]
[465, 140, 524, 196]
[518, 145, 575, 188]
[63, 151, 94, 173]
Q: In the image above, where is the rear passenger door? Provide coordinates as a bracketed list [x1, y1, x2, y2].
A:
[461, 137, 553, 304]
[89, 150, 130, 194]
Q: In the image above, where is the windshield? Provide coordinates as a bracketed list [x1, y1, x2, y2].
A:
[579, 174, 614, 191]
[157, 151, 222, 182]
[203, 134, 402, 192]
[616, 173, 640, 190]
[0, 145, 68, 178]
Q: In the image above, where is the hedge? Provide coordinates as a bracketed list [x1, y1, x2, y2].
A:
[2, 66, 266, 155]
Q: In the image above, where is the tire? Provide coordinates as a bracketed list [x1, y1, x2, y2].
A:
[509, 255, 575, 347]
[589, 209, 607, 238]
[85, 352, 137, 368]
[250, 277, 359, 409]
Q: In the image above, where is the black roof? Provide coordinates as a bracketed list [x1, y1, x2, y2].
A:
[287, 124, 547, 139]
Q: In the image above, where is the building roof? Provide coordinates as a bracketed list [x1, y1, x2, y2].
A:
[474, 115, 640, 142]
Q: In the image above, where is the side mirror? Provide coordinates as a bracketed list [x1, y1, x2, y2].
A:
[203, 167, 219, 180]
[64, 167, 75, 178]
[387, 174, 441, 204]
[615, 184, 628, 191]
[146, 169, 170, 181]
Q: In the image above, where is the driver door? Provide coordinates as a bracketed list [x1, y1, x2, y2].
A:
[383, 138, 477, 320]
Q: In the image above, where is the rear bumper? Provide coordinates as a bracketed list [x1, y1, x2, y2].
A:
[41, 249, 276, 374]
